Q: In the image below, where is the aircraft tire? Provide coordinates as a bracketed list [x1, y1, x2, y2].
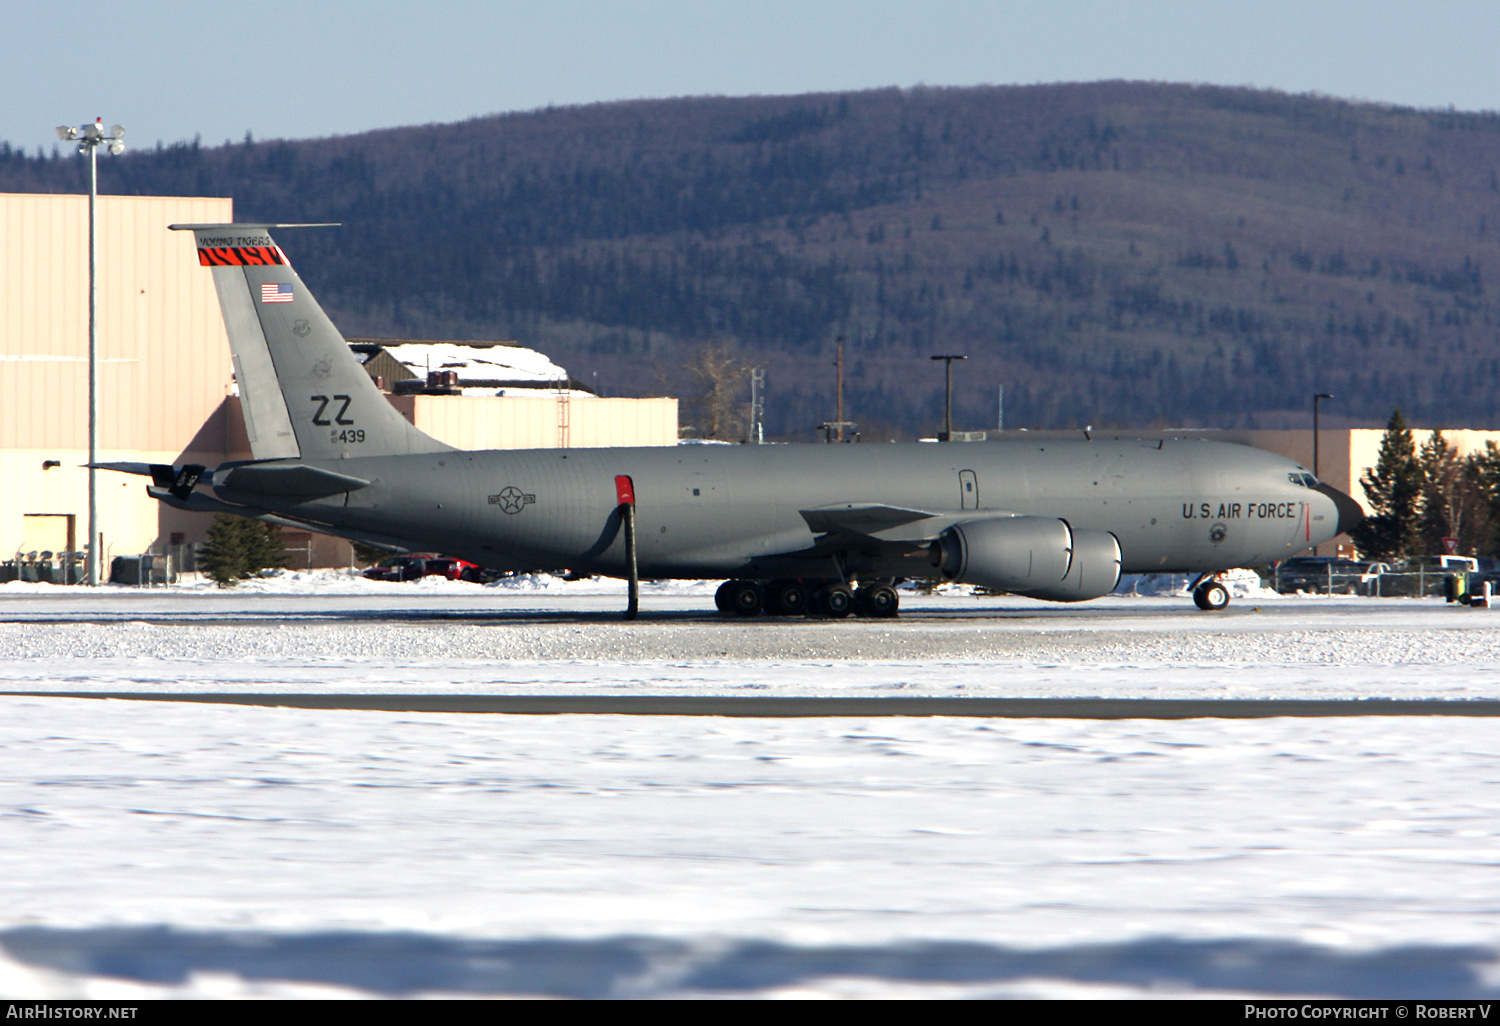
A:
[767, 580, 809, 616]
[728, 580, 764, 616]
[814, 584, 854, 618]
[1193, 581, 1230, 611]
[714, 580, 737, 614]
[858, 584, 900, 618]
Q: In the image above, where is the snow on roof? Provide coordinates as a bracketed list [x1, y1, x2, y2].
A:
[377, 342, 570, 383]
[458, 386, 595, 399]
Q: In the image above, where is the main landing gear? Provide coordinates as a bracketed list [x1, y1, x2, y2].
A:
[714, 579, 900, 619]
[1191, 574, 1231, 611]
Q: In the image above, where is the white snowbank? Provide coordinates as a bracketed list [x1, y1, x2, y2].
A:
[1117, 567, 1277, 599]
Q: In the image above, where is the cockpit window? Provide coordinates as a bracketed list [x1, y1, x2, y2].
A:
[1288, 472, 1319, 488]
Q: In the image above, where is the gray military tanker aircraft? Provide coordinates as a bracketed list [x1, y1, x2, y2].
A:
[102, 224, 1361, 617]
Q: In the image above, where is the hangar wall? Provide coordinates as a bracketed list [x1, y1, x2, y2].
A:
[1, 192, 236, 571]
[388, 394, 678, 451]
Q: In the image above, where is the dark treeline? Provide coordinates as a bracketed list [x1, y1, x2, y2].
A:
[10, 81, 1500, 438]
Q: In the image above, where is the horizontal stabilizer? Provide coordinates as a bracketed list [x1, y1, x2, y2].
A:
[89, 461, 159, 479]
[166, 222, 340, 231]
[218, 463, 370, 498]
[94, 461, 207, 498]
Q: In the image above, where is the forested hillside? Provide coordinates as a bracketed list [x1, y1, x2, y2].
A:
[8, 81, 1500, 439]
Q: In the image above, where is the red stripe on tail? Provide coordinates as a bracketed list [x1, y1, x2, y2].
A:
[195, 246, 286, 266]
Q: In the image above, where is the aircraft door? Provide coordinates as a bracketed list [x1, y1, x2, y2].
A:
[959, 469, 979, 510]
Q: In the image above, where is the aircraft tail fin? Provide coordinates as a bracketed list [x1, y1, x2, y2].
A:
[170, 223, 452, 460]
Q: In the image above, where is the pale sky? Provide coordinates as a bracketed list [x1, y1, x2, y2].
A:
[10, 0, 1500, 154]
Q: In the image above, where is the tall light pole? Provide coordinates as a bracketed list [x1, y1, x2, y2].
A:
[57, 118, 125, 586]
[930, 354, 967, 441]
[1313, 392, 1334, 479]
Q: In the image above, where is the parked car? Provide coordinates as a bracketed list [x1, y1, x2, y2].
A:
[1271, 557, 1389, 595]
[362, 555, 485, 582]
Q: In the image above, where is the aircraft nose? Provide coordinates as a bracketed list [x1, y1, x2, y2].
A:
[1314, 482, 1365, 536]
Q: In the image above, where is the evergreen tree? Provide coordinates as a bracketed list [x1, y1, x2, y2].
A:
[196, 515, 286, 587]
[198, 514, 249, 587]
[1418, 429, 1461, 553]
[1351, 409, 1423, 560]
[353, 541, 392, 567]
[1465, 442, 1500, 557]
[1418, 429, 1490, 556]
[242, 520, 288, 577]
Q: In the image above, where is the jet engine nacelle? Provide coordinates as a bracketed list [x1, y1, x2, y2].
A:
[930, 516, 1122, 602]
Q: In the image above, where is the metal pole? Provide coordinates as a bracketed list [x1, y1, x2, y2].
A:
[1313, 393, 1333, 479]
[1313, 398, 1320, 479]
[60, 120, 123, 583]
[930, 355, 967, 441]
[87, 143, 99, 586]
[623, 503, 638, 619]
[835, 336, 845, 443]
[750, 368, 764, 444]
[944, 360, 953, 441]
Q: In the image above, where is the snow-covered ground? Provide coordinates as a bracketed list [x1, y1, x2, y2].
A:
[3, 574, 1500, 998]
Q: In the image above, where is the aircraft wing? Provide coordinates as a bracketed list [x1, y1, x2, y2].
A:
[95, 460, 368, 500]
[798, 503, 1017, 546]
[799, 503, 936, 538]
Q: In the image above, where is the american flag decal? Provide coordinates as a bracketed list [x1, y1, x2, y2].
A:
[260, 282, 294, 304]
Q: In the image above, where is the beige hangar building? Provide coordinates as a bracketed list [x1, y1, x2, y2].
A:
[1, 192, 677, 577]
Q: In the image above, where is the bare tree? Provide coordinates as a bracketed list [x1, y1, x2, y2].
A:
[683, 341, 750, 441]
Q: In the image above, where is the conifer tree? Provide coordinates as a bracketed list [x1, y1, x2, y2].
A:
[1419, 429, 1461, 553]
[1351, 409, 1423, 560]
[1465, 442, 1500, 557]
[198, 514, 249, 587]
[353, 541, 392, 567]
[197, 515, 287, 586]
[242, 520, 288, 577]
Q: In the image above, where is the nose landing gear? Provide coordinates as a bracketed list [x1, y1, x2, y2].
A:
[1191, 575, 1231, 611]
